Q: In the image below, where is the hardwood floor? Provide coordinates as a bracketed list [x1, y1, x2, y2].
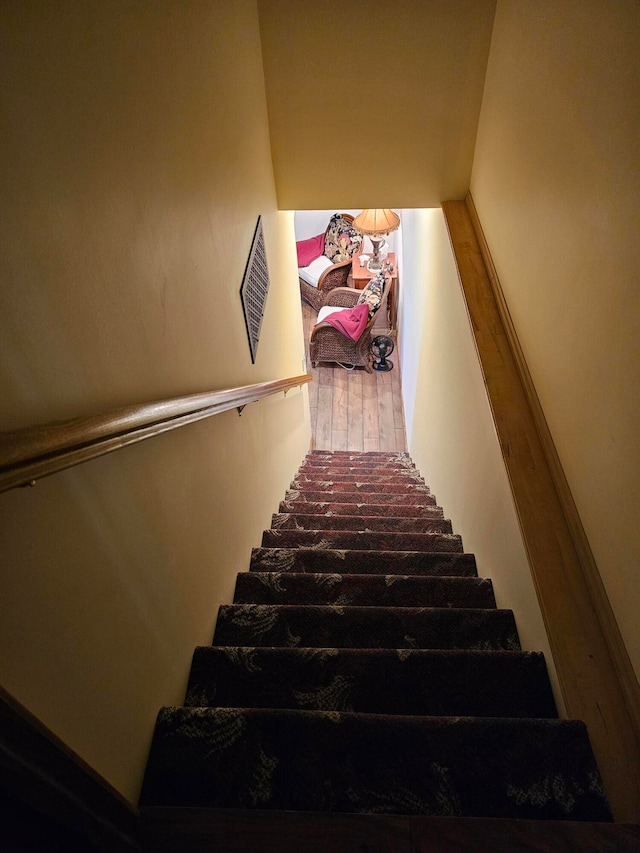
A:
[302, 299, 407, 452]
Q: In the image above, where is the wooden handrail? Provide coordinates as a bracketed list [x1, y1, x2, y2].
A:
[0, 374, 312, 494]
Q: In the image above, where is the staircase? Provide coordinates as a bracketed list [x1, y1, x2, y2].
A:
[140, 450, 617, 849]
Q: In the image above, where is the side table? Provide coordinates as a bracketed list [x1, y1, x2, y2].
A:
[348, 253, 398, 331]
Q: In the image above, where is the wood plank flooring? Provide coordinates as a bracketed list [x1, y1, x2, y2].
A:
[302, 299, 407, 452]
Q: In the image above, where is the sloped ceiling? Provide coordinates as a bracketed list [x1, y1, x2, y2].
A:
[257, 0, 496, 209]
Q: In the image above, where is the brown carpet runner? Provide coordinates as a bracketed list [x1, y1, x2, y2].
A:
[140, 451, 611, 822]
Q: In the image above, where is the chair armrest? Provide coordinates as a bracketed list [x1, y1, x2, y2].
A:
[323, 287, 360, 309]
[308, 321, 334, 343]
[316, 257, 352, 295]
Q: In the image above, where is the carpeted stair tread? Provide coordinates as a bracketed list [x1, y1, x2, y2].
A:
[278, 500, 445, 518]
[303, 454, 414, 462]
[300, 460, 418, 471]
[289, 480, 430, 495]
[270, 513, 453, 534]
[292, 472, 426, 484]
[309, 450, 411, 458]
[139, 708, 611, 821]
[141, 449, 611, 831]
[301, 455, 417, 466]
[305, 458, 415, 469]
[305, 451, 413, 459]
[262, 529, 463, 552]
[300, 456, 418, 471]
[234, 572, 495, 608]
[285, 489, 437, 506]
[213, 604, 520, 650]
[250, 547, 479, 576]
[298, 462, 422, 473]
[185, 647, 557, 718]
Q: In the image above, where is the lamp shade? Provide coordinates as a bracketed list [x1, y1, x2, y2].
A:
[352, 209, 400, 237]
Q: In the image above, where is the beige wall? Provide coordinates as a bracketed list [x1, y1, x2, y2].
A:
[257, 0, 496, 209]
[470, 0, 640, 678]
[0, 1, 310, 804]
[399, 208, 563, 708]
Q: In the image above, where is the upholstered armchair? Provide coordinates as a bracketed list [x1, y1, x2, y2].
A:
[309, 276, 391, 373]
[298, 213, 364, 311]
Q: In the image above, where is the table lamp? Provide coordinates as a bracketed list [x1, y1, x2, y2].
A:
[352, 209, 401, 271]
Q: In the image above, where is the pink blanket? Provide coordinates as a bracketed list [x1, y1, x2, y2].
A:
[321, 302, 369, 341]
[296, 233, 325, 267]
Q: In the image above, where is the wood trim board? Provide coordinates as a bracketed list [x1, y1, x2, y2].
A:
[464, 192, 640, 739]
[441, 199, 640, 822]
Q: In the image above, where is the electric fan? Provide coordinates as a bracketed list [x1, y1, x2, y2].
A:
[371, 335, 394, 372]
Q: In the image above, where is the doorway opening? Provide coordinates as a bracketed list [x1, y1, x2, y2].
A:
[295, 209, 407, 452]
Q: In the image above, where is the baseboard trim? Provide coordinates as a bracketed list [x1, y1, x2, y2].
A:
[0, 686, 140, 852]
[442, 198, 640, 821]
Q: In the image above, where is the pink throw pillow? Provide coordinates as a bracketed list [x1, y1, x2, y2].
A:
[296, 233, 326, 267]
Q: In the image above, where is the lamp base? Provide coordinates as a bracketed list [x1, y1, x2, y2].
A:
[367, 236, 385, 271]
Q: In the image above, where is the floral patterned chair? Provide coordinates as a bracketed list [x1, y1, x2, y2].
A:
[309, 273, 390, 373]
[298, 213, 364, 311]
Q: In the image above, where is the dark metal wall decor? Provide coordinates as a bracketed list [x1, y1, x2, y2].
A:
[240, 216, 270, 363]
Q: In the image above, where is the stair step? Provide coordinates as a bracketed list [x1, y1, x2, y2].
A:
[185, 647, 556, 718]
[298, 470, 420, 481]
[140, 809, 637, 853]
[262, 529, 463, 552]
[290, 480, 430, 496]
[299, 461, 421, 472]
[234, 572, 494, 608]
[271, 513, 453, 534]
[292, 472, 426, 484]
[309, 450, 411, 459]
[301, 461, 417, 471]
[250, 548, 479, 576]
[140, 708, 610, 821]
[278, 500, 445, 518]
[286, 489, 437, 506]
[142, 449, 613, 836]
[213, 604, 519, 650]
